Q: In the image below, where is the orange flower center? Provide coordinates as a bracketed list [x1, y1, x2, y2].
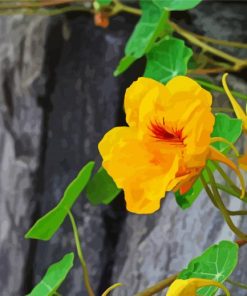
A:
[149, 119, 184, 144]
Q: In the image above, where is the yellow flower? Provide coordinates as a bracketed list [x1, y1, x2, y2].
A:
[99, 76, 215, 214]
[166, 278, 230, 296]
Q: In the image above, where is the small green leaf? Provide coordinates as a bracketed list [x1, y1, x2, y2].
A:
[86, 167, 121, 205]
[144, 37, 192, 83]
[114, 0, 169, 76]
[179, 241, 238, 296]
[27, 253, 74, 296]
[25, 161, 95, 241]
[175, 177, 204, 210]
[114, 56, 137, 76]
[153, 0, 203, 11]
[211, 113, 242, 151]
[176, 113, 242, 209]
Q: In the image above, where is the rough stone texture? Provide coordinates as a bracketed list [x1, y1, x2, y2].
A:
[0, 2, 247, 296]
[0, 16, 47, 296]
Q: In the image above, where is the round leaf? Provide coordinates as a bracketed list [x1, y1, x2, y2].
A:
[179, 241, 239, 296]
[144, 37, 192, 83]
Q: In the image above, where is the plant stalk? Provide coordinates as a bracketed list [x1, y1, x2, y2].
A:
[68, 211, 95, 296]
[134, 273, 178, 296]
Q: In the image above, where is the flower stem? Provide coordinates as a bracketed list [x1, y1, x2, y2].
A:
[205, 167, 247, 240]
[191, 33, 247, 49]
[212, 107, 234, 113]
[200, 173, 219, 208]
[0, 0, 78, 9]
[101, 283, 123, 296]
[215, 183, 240, 198]
[171, 21, 247, 70]
[111, 0, 141, 16]
[212, 161, 243, 195]
[68, 211, 95, 296]
[210, 137, 239, 157]
[195, 79, 247, 102]
[227, 278, 247, 290]
[189, 67, 230, 75]
[133, 273, 178, 296]
[0, 6, 92, 15]
[236, 239, 247, 247]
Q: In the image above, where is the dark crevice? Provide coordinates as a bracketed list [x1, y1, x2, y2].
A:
[22, 203, 41, 294]
[97, 195, 127, 295]
[2, 68, 14, 118]
[22, 16, 65, 294]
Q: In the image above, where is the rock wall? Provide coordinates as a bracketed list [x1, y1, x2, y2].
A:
[0, 2, 246, 296]
[0, 15, 47, 296]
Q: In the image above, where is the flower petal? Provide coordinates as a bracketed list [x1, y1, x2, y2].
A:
[99, 126, 181, 214]
[166, 278, 230, 296]
[166, 76, 212, 107]
[124, 77, 170, 127]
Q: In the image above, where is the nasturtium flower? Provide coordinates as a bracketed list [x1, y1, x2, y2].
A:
[99, 76, 218, 214]
[166, 278, 230, 296]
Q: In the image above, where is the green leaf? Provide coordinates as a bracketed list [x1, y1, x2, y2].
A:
[153, 0, 203, 11]
[144, 37, 192, 83]
[86, 167, 121, 205]
[175, 113, 242, 209]
[175, 177, 204, 209]
[114, 56, 137, 76]
[114, 0, 169, 76]
[211, 113, 242, 151]
[27, 253, 74, 296]
[178, 241, 238, 296]
[96, 0, 112, 5]
[25, 161, 95, 241]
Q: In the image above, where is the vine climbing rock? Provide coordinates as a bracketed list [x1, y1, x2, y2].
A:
[0, 16, 47, 296]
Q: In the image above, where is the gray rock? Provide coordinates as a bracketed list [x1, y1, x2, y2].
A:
[0, 2, 247, 296]
[0, 15, 47, 296]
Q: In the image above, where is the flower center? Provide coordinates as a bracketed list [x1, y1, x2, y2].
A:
[149, 119, 184, 144]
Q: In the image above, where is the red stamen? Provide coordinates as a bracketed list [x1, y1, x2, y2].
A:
[149, 119, 184, 144]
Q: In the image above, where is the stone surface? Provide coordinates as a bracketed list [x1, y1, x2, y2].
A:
[0, 15, 47, 296]
[0, 2, 247, 296]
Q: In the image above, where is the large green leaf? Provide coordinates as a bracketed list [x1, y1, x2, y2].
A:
[144, 37, 192, 83]
[27, 253, 74, 296]
[153, 0, 203, 11]
[86, 167, 121, 205]
[175, 113, 242, 209]
[178, 241, 238, 296]
[25, 161, 95, 241]
[114, 0, 169, 76]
